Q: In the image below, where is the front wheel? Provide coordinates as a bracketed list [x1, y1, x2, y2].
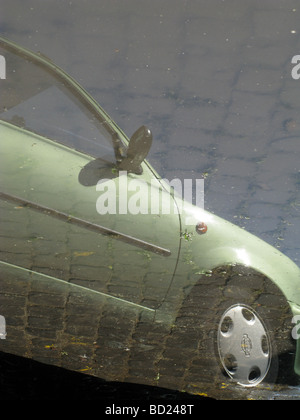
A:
[212, 267, 296, 388]
[167, 265, 297, 393]
[217, 304, 274, 387]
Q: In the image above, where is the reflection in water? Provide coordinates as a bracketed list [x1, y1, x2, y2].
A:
[1, 0, 300, 400]
[2, 0, 300, 263]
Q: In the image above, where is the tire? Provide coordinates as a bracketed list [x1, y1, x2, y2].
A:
[171, 265, 297, 390]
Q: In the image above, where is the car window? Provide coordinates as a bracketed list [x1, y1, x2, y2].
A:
[0, 42, 118, 161]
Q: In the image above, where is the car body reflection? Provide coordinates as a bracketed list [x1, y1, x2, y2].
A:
[1, 37, 300, 398]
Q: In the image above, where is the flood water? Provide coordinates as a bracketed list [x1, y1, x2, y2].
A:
[1, 0, 300, 401]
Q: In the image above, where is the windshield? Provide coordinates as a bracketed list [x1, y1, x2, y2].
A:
[0, 38, 125, 161]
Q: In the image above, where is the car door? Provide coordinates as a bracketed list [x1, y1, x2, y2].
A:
[0, 38, 181, 311]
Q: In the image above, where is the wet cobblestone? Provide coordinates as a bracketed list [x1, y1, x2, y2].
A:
[2, 0, 300, 400]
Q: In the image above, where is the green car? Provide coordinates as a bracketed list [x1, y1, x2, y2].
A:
[1, 36, 300, 398]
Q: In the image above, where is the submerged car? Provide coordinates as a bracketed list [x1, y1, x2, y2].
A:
[0, 36, 300, 398]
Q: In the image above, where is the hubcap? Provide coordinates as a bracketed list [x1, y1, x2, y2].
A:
[217, 304, 272, 387]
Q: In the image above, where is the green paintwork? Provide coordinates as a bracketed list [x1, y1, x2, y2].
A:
[1, 36, 300, 388]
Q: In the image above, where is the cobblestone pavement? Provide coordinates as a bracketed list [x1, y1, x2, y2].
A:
[1, 0, 300, 400]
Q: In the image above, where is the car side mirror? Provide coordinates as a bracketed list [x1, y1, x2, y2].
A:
[118, 126, 152, 174]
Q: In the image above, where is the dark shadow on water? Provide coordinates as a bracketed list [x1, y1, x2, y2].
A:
[0, 351, 212, 401]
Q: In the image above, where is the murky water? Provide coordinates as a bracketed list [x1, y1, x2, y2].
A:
[1, 0, 300, 400]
